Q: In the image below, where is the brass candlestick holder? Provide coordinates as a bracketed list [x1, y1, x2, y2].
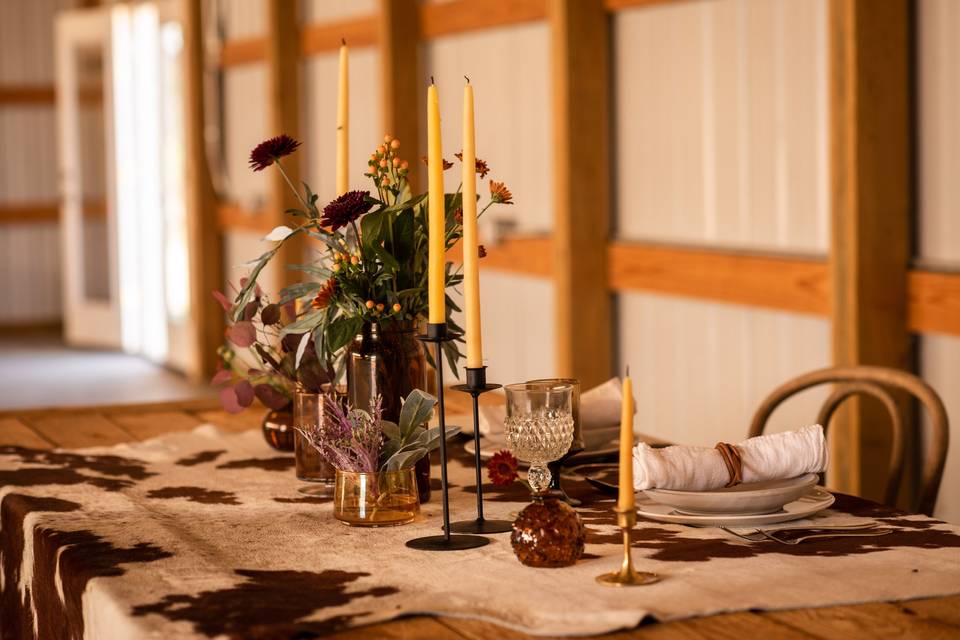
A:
[596, 508, 660, 587]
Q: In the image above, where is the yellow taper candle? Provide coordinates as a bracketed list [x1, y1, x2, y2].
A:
[617, 371, 635, 512]
[461, 80, 482, 367]
[336, 39, 349, 195]
[427, 81, 446, 324]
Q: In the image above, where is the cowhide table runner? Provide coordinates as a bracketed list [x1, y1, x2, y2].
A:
[2, 425, 959, 639]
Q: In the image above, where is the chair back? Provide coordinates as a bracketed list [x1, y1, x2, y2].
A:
[748, 366, 948, 516]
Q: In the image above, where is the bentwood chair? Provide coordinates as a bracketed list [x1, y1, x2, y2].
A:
[749, 366, 949, 516]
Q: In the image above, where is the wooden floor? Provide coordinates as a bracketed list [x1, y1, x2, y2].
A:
[1, 396, 958, 639]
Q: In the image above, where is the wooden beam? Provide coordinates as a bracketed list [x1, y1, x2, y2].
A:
[0, 85, 56, 104]
[301, 16, 377, 55]
[183, 0, 224, 381]
[609, 243, 830, 316]
[0, 200, 106, 224]
[265, 0, 304, 290]
[447, 235, 554, 278]
[378, 0, 421, 191]
[420, 0, 547, 39]
[218, 37, 266, 67]
[829, 0, 912, 500]
[216, 201, 274, 234]
[603, 0, 695, 11]
[549, 0, 612, 388]
[908, 270, 960, 336]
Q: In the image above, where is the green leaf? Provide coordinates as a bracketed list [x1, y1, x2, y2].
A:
[278, 282, 321, 305]
[325, 316, 363, 353]
[382, 192, 426, 214]
[381, 420, 401, 442]
[280, 309, 324, 336]
[398, 389, 437, 440]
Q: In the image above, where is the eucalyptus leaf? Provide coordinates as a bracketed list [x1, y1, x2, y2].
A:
[398, 389, 436, 440]
[280, 309, 324, 336]
[294, 332, 311, 369]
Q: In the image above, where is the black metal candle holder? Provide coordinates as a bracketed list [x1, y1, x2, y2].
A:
[406, 323, 490, 551]
[449, 366, 512, 534]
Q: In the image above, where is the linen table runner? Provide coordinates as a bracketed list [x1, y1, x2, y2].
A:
[1, 426, 959, 638]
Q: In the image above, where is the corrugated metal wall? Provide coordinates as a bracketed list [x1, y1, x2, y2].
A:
[0, 0, 76, 324]
[918, 0, 960, 522]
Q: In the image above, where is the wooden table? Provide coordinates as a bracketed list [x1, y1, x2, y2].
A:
[1, 396, 957, 639]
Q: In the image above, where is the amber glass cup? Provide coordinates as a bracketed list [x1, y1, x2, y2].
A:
[293, 390, 336, 487]
[333, 469, 420, 526]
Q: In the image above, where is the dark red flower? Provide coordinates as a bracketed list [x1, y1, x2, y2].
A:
[420, 156, 454, 170]
[487, 449, 519, 486]
[478, 245, 487, 258]
[249, 134, 301, 171]
[320, 190, 372, 231]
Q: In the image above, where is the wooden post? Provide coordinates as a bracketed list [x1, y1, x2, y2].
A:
[182, 0, 223, 380]
[378, 0, 421, 190]
[549, 0, 612, 388]
[265, 0, 303, 289]
[829, 0, 913, 500]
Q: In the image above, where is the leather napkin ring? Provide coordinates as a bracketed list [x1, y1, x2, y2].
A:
[715, 442, 743, 487]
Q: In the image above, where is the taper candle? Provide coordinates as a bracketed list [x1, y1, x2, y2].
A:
[427, 81, 446, 324]
[336, 39, 349, 195]
[461, 80, 482, 367]
[617, 371, 635, 512]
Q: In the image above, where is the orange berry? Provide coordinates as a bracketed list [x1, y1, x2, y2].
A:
[390, 139, 400, 149]
[350, 255, 359, 265]
[376, 303, 385, 312]
[365, 300, 374, 309]
[392, 303, 401, 312]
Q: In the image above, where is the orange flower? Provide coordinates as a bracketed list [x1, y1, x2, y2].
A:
[420, 156, 454, 170]
[454, 152, 491, 178]
[487, 450, 519, 486]
[311, 279, 337, 310]
[489, 181, 513, 205]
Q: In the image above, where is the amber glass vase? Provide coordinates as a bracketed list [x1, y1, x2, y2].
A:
[261, 406, 295, 452]
[346, 320, 432, 502]
[333, 469, 420, 526]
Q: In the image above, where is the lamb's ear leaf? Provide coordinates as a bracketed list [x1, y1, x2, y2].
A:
[380, 420, 401, 442]
[384, 447, 427, 471]
[397, 389, 436, 439]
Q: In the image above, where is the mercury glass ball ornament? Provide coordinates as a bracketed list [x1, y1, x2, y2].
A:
[511, 498, 586, 567]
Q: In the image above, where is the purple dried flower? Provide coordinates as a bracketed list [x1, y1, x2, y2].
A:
[297, 394, 383, 473]
[248, 134, 301, 172]
[320, 190, 373, 231]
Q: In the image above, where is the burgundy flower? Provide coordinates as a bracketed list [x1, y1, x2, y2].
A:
[454, 152, 491, 178]
[248, 134, 301, 172]
[487, 450, 519, 486]
[320, 190, 373, 231]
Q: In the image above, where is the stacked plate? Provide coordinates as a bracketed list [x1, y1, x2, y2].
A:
[638, 473, 834, 526]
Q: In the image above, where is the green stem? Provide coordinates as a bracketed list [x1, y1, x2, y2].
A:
[274, 159, 311, 213]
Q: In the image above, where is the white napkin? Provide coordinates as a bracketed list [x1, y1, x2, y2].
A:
[633, 424, 828, 491]
[478, 377, 628, 449]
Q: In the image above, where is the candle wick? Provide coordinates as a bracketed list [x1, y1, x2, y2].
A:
[430, 75, 435, 85]
[464, 75, 470, 84]
[341, 37, 346, 46]
[626, 365, 630, 377]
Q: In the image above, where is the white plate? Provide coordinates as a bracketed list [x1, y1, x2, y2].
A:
[462, 432, 622, 466]
[637, 487, 835, 527]
[644, 474, 819, 515]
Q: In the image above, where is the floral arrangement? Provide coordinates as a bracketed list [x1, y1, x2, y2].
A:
[210, 278, 333, 413]
[487, 449, 521, 486]
[232, 133, 513, 379]
[297, 389, 458, 473]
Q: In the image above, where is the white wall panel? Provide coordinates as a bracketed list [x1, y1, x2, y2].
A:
[613, 0, 828, 254]
[0, 0, 75, 323]
[302, 48, 381, 203]
[918, 0, 960, 523]
[922, 335, 960, 523]
[425, 23, 552, 234]
[220, 0, 264, 39]
[619, 292, 830, 446]
[222, 66, 270, 209]
[918, 0, 960, 269]
[300, 0, 376, 23]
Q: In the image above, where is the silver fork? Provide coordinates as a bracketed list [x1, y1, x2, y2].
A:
[720, 524, 891, 545]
